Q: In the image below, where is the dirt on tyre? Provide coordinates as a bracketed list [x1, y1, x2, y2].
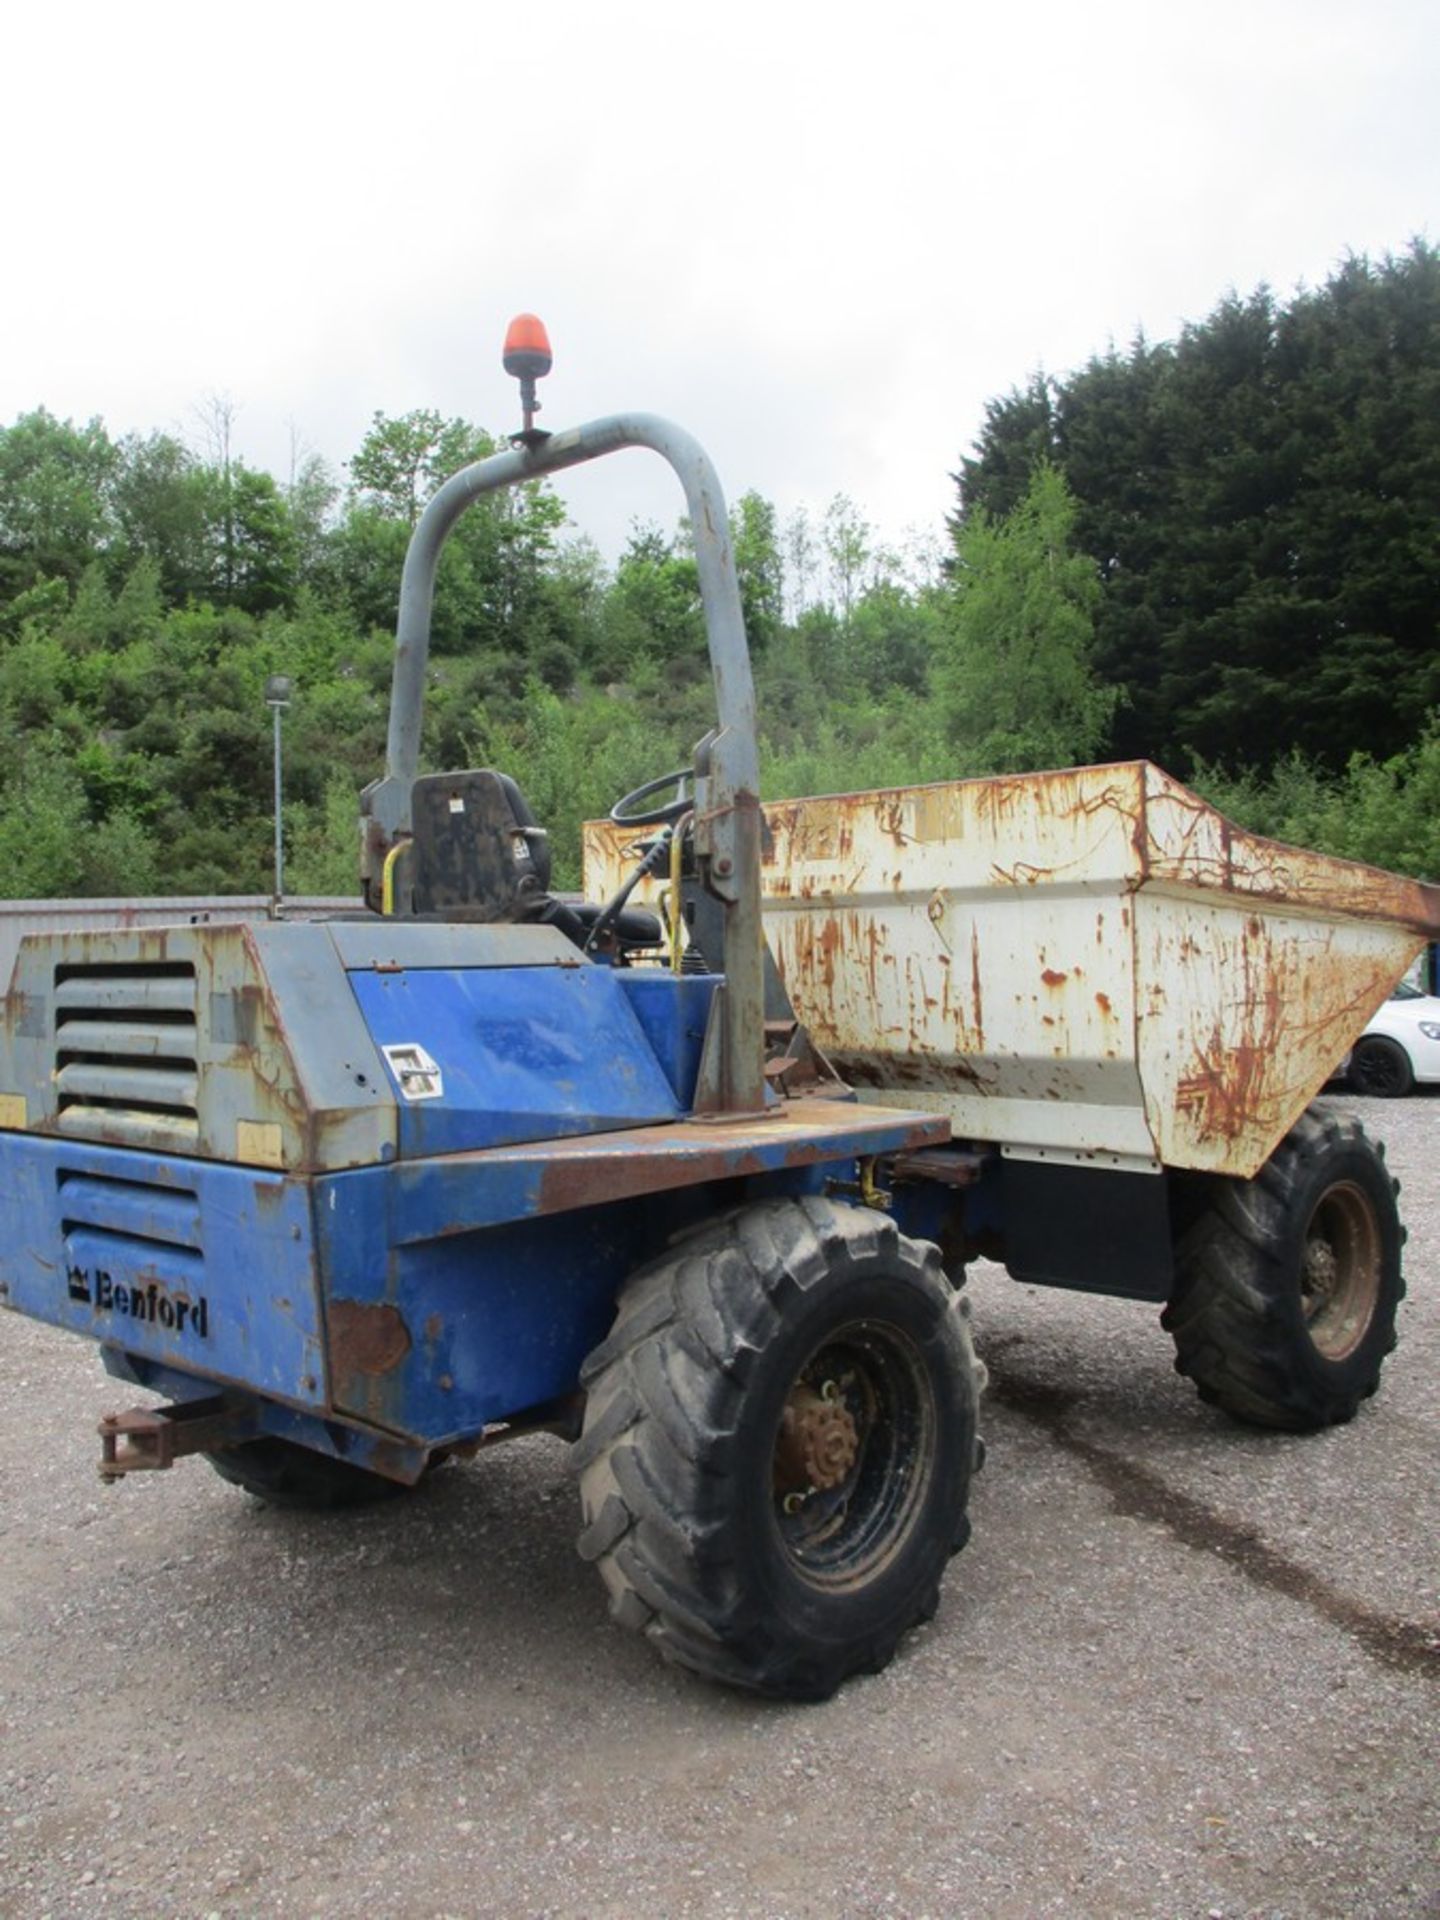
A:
[205, 1437, 417, 1510]
[572, 1195, 985, 1702]
[1163, 1105, 1404, 1431]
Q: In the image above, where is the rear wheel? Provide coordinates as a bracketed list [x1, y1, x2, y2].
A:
[573, 1195, 985, 1701]
[1163, 1106, 1404, 1430]
[1349, 1035, 1414, 1098]
[205, 1437, 415, 1510]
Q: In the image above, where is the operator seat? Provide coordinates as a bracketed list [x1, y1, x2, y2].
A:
[408, 768, 661, 953]
[410, 769, 552, 920]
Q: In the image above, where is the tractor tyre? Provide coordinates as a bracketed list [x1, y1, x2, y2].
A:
[572, 1195, 985, 1701]
[205, 1437, 414, 1510]
[1162, 1106, 1404, 1431]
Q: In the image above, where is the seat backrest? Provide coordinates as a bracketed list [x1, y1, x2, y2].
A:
[408, 770, 552, 920]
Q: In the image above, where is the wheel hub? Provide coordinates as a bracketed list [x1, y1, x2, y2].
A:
[1303, 1234, 1339, 1306]
[1302, 1180, 1381, 1359]
[774, 1382, 860, 1500]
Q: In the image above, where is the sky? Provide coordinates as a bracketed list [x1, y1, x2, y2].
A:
[3, 0, 1436, 567]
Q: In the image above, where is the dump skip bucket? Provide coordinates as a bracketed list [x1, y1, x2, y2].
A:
[585, 763, 1440, 1178]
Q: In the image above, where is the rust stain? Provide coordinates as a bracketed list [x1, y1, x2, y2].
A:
[876, 797, 913, 847]
[1095, 992, 1113, 1016]
[969, 929, 984, 1044]
[329, 1299, 412, 1376]
[1041, 968, 1068, 987]
[1174, 920, 1286, 1144]
[532, 1106, 947, 1215]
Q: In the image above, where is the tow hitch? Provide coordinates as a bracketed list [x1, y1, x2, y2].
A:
[98, 1396, 254, 1483]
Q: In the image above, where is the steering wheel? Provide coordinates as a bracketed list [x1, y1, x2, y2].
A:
[610, 767, 696, 829]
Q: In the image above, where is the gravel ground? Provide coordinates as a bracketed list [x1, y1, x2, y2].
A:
[1, 1092, 1436, 1919]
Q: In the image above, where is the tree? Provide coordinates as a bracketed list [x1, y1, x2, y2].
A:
[225, 467, 299, 613]
[348, 410, 483, 525]
[822, 493, 871, 624]
[598, 524, 705, 680]
[783, 504, 818, 622]
[286, 448, 339, 589]
[111, 432, 213, 602]
[845, 581, 944, 698]
[956, 244, 1440, 777]
[730, 490, 783, 652]
[192, 392, 241, 602]
[936, 464, 1114, 774]
[0, 411, 116, 594]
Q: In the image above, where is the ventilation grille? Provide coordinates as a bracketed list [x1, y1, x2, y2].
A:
[59, 1168, 206, 1317]
[58, 1167, 202, 1252]
[53, 962, 200, 1147]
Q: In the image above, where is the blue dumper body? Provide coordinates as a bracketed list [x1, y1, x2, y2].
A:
[0, 915, 943, 1479]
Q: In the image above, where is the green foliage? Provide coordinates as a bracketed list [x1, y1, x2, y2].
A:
[1192, 717, 1440, 881]
[597, 525, 705, 682]
[936, 465, 1115, 774]
[762, 700, 949, 801]
[0, 411, 117, 595]
[111, 431, 214, 601]
[475, 682, 693, 891]
[0, 738, 89, 894]
[349, 410, 491, 525]
[730, 491, 784, 651]
[959, 242, 1440, 777]
[285, 774, 364, 894]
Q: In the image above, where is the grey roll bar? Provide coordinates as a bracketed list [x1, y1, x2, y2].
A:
[360, 412, 766, 1117]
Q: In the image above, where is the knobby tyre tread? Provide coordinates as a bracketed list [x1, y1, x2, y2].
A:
[1162, 1105, 1404, 1431]
[573, 1195, 985, 1701]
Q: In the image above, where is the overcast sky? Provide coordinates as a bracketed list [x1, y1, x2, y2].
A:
[4, 0, 1435, 565]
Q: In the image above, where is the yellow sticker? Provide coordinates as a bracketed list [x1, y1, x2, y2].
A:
[236, 1120, 285, 1168]
[0, 1093, 26, 1129]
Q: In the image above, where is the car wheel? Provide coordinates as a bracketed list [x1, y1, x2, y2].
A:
[1349, 1035, 1414, 1098]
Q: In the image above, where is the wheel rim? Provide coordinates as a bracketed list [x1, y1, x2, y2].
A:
[1354, 1043, 1407, 1096]
[1301, 1180, 1381, 1360]
[770, 1320, 935, 1589]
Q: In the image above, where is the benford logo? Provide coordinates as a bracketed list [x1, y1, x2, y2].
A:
[67, 1266, 211, 1339]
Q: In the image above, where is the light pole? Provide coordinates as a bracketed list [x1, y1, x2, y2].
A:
[265, 674, 292, 916]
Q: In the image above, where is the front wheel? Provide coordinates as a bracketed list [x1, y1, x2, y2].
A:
[1163, 1106, 1404, 1430]
[573, 1196, 985, 1701]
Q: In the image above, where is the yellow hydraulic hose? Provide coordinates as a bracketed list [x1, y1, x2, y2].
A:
[381, 838, 412, 916]
[669, 817, 689, 973]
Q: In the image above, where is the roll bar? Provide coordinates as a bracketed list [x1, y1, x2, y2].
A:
[359, 411, 766, 1116]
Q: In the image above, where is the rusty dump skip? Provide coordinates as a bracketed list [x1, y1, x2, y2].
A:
[583, 763, 1440, 1179]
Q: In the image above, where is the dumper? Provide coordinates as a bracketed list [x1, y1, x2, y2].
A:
[0, 320, 1433, 1699]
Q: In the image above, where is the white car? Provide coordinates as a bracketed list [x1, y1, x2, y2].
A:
[1348, 981, 1440, 1097]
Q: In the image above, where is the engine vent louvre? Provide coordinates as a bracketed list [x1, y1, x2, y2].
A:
[52, 962, 200, 1146]
[57, 1168, 203, 1252]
